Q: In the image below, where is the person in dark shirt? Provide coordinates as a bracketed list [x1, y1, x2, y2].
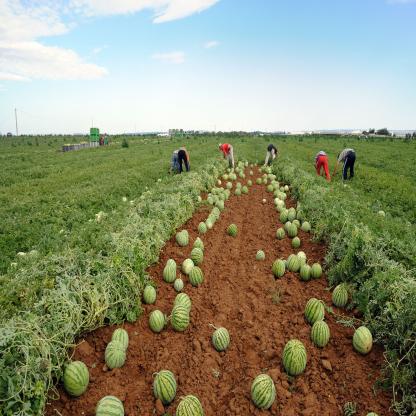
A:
[264, 144, 278, 166]
[177, 146, 190, 173]
[333, 148, 356, 180]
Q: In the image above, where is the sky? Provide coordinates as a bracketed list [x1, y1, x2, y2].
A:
[0, 0, 415, 134]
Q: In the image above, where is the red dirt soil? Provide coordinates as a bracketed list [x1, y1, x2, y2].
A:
[46, 167, 392, 416]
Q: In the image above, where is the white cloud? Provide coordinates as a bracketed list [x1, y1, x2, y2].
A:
[92, 45, 108, 55]
[0, 1, 106, 81]
[152, 51, 185, 64]
[71, 0, 219, 23]
[204, 40, 219, 49]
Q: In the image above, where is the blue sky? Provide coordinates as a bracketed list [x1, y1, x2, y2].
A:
[0, 0, 415, 134]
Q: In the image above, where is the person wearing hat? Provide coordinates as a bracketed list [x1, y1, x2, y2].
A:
[218, 143, 234, 168]
[333, 148, 356, 180]
[315, 150, 331, 181]
[264, 144, 278, 166]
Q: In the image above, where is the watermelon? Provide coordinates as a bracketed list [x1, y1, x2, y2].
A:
[111, 328, 129, 351]
[226, 181, 233, 189]
[212, 327, 230, 351]
[366, 413, 379, 416]
[262, 177, 268, 184]
[198, 222, 207, 234]
[176, 395, 204, 416]
[227, 224, 238, 237]
[205, 218, 214, 230]
[249, 170, 254, 175]
[282, 339, 307, 376]
[287, 207, 296, 221]
[247, 180, 253, 186]
[96, 396, 124, 416]
[299, 264, 311, 281]
[105, 341, 126, 369]
[216, 200, 225, 211]
[256, 178, 262, 185]
[193, 237, 205, 251]
[276, 227, 286, 240]
[301, 221, 311, 232]
[287, 254, 301, 272]
[292, 219, 300, 228]
[241, 185, 249, 194]
[272, 259, 286, 278]
[353, 326, 373, 355]
[284, 185, 289, 192]
[163, 259, 176, 283]
[235, 188, 242, 196]
[153, 370, 177, 405]
[310, 320, 330, 347]
[182, 258, 195, 275]
[279, 210, 288, 223]
[174, 278, 184, 292]
[143, 285, 157, 305]
[222, 174, 229, 180]
[251, 374, 276, 409]
[287, 223, 298, 238]
[332, 284, 349, 308]
[189, 266, 204, 287]
[292, 237, 301, 248]
[149, 310, 166, 333]
[176, 230, 189, 247]
[267, 184, 274, 192]
[171, 305, 190, 332]
[284, 221, 292, 232]
[63, 361, 89, 397]
[297, 251, 307, 262]
[174, 293, 191, 312]
[310, 263, 322, 279]
[256, 250, 265, 261]
[304, 298, 325, 324]
[191, 248, 204, 265]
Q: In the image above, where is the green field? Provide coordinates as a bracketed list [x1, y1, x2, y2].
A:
[0, 134, 415, 415]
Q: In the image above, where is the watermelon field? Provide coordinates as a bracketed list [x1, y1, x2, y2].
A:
[0, 135, 415, 415]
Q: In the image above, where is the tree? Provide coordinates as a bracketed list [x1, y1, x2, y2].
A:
[375, 128, 390, 136]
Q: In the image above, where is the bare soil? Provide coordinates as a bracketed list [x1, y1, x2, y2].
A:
[46, 167, 392, 416]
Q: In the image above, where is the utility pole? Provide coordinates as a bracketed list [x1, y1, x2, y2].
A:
[15, 108, 18, 136]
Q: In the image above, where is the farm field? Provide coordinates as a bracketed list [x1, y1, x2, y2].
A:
[0, 135, 415, 415]
[46, 166, 392, 416]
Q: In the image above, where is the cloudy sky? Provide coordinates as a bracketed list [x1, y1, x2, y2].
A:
[0, 0, 415, 134]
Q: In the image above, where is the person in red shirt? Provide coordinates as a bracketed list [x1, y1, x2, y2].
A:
[315, 150, 331, 181]
[218, 143, 235, 168]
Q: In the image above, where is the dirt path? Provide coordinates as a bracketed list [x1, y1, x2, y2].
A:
[46, 168, 392, 416]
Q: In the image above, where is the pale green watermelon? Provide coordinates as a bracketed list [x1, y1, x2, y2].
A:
[287, 207, 297, 221]
[163, 259, 176, 283]
[212, 327, 230, 352]
[279, 210, 288, 223]
[111, 328, 129, 351]
[310, 263, 322, 279]
[171, 305, 190, 332]
[105, 341, 126, 369]
[272, 259, 286, 278]
[292, 237, 301, 248]
[153, 370, 177, 405]
[310, 320, 330, 348]
[304, 298, 325, 324]
[287, 254, 301, 272]
[149, 310, 166, 333]
[299, 264, 311, 281]
[193, 237, 205, 251]
[276, 227, 286, 240]
[251, 374, 276, 409]
[198, 222, 207, 234]
[190, 248, 204, 265]
[282, 339, 307, 376]
[143, 285, 157, 305]
[256, 250, 265, 261]
[63, 361, 89, 397]
[174, 278, 184, 292]
[176, 395, 204, 416]
[96, 396, 124, 416]
[176, 230, 189, 247]
[287, 223, 298, 238]
[332, 284, 349, 308]
[353, 326, 373, 355]
[174, 293, 191, 312]
[189, 266, 204, 287]
[182, 258, 195, 275]
[227, 224, 238, 237]
[301, 221, 311, 232]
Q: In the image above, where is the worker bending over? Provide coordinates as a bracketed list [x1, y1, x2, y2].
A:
[218, 143, 235, 168]
[315, 150, 331, 181]
[333, 148, 356, 180]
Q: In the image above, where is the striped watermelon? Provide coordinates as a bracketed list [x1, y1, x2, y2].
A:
[366, 413, 379, 416]
[287, 223, 298, 238]
[227, 224, 238, 237]
[205, 218, 214, 230]
[287, 207, 297, 221]
[276, 228, 286, 240]
[171, 305, 190, 332]
[287, 254, 301, 272]
[292, 219, 300, 228]
[191, 248, 204, 265]
[297, 251, 307, 262]
[272, 259, 286, 278]
[189, 267, 204, 287]
[247, 180, 253, 186]
[242, 185, 249, 194]
[292, 237, 301, 248]
[176, 395, 204, 416]
[193, 237, 204, 251]
[332, 284, 349, 308]
[311, 320, 330, 348]
[149, 310, 166, 333]
[251, 374, 276, 409]
[301, 221, 311, 232]
[163, 259, 176, 283]
[63, 361, 89, 397]
[174, 293, 191, 312]
[111, 328, 129, 351]
[143, 285, 156, 305]
[282, 339, 307, 376]
[299, 264, 311, 281]
[176, 230, 189, 247]
[279, 210, 288, 223]
[310, 263, 322, 279]
[105, 341, 126, 369]
[284, 221, 292, 232]
[304, 298, 325, 325]
[153, 370, 177, 405]
[256, 178, 262, 184]
[182, 258, 194, 275]
[96, 396, 124, 416]
[174, 278, 184, 292]
[226, 181, 233, 189]
[198, 222, 207, 234]
[212, 327, 230, 352]
[353, 326, 373, 355]
[235, 188, 241, 196]
[256, 250, 265, 261]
